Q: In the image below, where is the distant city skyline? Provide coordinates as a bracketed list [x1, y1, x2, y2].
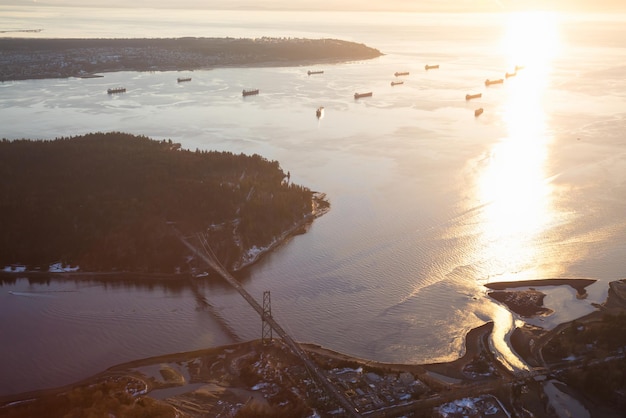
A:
[8, 0, 626, 12]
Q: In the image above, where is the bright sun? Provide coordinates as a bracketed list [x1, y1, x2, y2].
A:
[500, 11, 562, 70]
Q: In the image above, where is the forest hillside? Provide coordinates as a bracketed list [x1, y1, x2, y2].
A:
[0, 133, 323, 273]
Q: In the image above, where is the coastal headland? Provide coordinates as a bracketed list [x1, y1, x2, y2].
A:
[0, 133, 328, 274]
[0, 37, 383, 82]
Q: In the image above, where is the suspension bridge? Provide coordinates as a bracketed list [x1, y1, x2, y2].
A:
[172, 227, 361, 418]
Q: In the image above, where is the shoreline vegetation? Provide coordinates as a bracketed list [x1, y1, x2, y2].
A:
[0, 37, 383, 82]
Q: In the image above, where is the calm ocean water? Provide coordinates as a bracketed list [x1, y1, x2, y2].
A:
[1, 7, 626, 396]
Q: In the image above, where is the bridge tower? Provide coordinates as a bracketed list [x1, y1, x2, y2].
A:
[262, 290, 273, 344]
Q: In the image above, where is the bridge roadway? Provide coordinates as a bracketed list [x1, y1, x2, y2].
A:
[173, 229, 361, 418]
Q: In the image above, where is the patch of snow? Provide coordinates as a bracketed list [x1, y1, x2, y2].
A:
[544, 380, 590, 418]
[251, 382, 269, 391]
[332, 367, 362, 375]
[241, 245, 269, 264]
[437, 395, 511, 418]
[3, 265, 26, 272]
[1, 398, 35, 408]
[49, 262, 79, 272]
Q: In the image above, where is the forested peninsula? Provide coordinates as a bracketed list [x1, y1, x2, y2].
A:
[0, 133, 327, 274]
[0, 37, 383, 81]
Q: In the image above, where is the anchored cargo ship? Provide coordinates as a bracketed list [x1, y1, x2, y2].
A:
[394, 71, 409, 77]
[242, 89, 259, 97]
[391, 81, 404, 86]
[107, 87, 126, 94]
[475, 108, 484, 117]
[484, 78, 504, 86]
[465, 93, 482, 100]
[354, 92, 373, 99]
[307, 70, 324, 75]
[425, 64, 439, 70]
[177, 77, 192, 82]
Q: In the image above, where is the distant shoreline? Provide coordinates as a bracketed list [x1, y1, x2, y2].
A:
[0, 37, 383, 82]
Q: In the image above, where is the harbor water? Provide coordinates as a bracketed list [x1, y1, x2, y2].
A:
[1, 7, 626, 396]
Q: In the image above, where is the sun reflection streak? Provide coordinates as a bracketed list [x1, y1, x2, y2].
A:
[477, 11, 563, 284]
[473, 12, 564, 373]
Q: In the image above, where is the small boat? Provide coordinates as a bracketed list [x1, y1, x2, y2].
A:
[177, 77, 192, 83]
[354, 92, 373, 99]
[242, 89, 259, 97]
[316, 106, 324, 118]
[394, 71, 409, 77]
[425, 64, 439, 70]
[307, 70, 324, 75]
[515, 65, 525, 71]
[505, 71, 517, 78]
[485, 78, 504, 86]
[474, 108, 484, 117]
[107, 87, 126, 94]
[391, 81, 404, 86]
[465, 93, 482, 101]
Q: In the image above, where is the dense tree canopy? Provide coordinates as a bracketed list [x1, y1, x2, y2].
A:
[0, 133, 317, 273]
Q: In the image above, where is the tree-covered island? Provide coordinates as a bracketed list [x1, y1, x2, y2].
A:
[0, 37, 383, 81]
[0, 133, 328, 274]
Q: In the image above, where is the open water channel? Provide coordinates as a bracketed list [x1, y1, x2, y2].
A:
[1, 7, 626, 396]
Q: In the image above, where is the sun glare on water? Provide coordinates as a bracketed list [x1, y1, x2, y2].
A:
[464, 12, 567, 372]
[477, 11, 565, 284]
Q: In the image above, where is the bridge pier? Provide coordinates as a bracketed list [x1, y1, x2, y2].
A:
[262, 290, 273, 344]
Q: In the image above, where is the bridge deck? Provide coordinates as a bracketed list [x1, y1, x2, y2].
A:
[173, 229, 361, 418]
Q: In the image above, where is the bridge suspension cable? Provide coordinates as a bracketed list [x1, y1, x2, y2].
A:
[171, 227, 361, 418]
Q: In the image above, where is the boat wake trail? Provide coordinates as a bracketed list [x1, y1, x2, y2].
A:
[8, 291, 56, 298]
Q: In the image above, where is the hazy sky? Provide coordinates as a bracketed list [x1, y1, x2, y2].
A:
[8, 0, 626, 12]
